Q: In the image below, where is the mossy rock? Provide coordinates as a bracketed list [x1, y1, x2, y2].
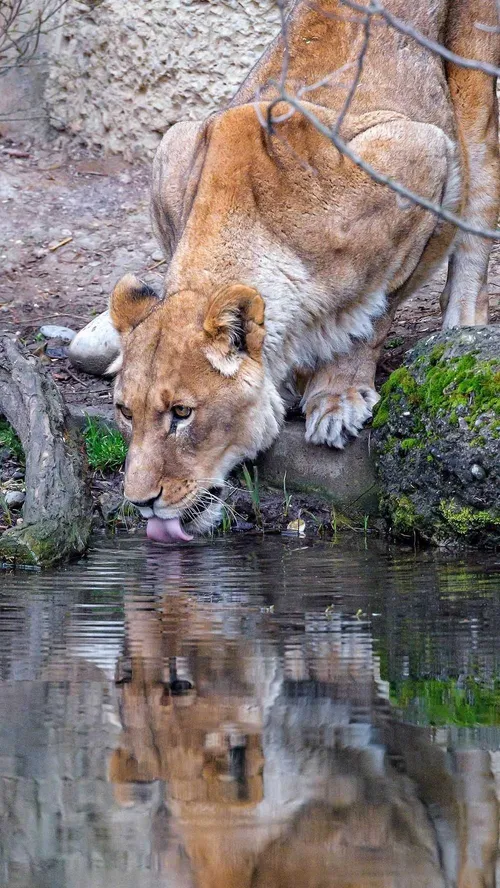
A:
[373, 326, 500, 548]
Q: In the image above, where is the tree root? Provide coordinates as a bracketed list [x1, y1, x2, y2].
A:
[0, 337, 92, 568]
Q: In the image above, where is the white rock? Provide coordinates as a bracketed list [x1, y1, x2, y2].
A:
[151, 250, 164, 262]
[5, 490, 25, 508]
[68, 309, 121, 376]
[39, 324, 76, 342]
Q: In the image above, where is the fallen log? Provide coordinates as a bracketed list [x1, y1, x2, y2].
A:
[0, 337, 92, 568]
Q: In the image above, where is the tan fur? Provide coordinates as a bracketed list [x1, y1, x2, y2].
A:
[110, 0, 500, 522]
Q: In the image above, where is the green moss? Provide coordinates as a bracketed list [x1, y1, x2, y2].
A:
[381, 434, 398, 455]
[83, 417, 127, 472]
[385, 336, 404, 350]
[420, 354, 500, 429]
[388, 494, 418, 534]
[372, 367, 422, 429]
[428, 343, 447, 365]
[390, 677, 500, 727]
[400, 437, 421, 452]
[0, 418, 24, 465]
[373, 349, 500, 435]
[439, 500, 500, 536]
[0, 516, 92, 568]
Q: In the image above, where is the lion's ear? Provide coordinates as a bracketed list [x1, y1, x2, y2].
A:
[203, 284, 265, 376]
[109, 274, 159, 335]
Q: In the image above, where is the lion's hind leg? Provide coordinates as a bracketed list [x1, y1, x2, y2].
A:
[442, 1, 500, 328]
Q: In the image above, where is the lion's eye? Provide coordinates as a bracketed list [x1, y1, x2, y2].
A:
[117, 404, 133, 421]
[172, 405, 192, 420]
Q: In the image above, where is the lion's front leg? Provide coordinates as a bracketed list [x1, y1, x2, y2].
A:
[301, 315, 395, 449]
[302, 351, 379, 449]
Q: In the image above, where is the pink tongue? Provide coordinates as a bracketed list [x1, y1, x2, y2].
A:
[146, 517, 194, 543]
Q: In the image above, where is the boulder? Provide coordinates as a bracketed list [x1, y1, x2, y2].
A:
[258, 422, 379, 517]
[68, 310, 120, 376]
[372, 326, 500, 547]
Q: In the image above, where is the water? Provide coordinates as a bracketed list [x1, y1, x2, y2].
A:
[1, 534, 500, 888]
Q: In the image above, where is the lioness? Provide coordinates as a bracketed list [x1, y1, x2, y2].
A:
[109, 0, 500, 540]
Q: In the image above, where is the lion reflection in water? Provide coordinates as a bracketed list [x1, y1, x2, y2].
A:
[108, 584, 498, 888]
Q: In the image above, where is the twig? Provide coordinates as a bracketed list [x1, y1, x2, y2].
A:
[2, 149, 30, 158]
[49, 236, 73, 252]
[75, 170, 108, 177]
[64, 367, 88, 387]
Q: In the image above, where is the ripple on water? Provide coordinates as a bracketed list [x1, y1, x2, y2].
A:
[0, 534, 499, 887]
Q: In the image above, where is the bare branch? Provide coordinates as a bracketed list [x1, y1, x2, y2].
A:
[0, 0, 70, 78]
[264, 90, 500, 240]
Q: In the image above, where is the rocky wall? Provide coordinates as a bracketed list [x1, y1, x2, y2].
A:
[45, 0, 280, 160]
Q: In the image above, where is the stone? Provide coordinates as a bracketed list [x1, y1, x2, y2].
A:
[258, 423, 379, 518]
[98, 490, 124, 520]
[68, 310, 121, 376]
[39, 324, 76, 342]
[4, 490, 25, 508]
[372, 326, 500, 548]
[151, 250, 164, 262]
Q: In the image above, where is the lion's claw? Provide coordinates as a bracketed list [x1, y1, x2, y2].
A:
[304, 386, 379, 448]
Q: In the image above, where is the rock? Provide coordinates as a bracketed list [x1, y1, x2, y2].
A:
[151, 250, 164, 262]
[39, 325, 76, 342]
[98, 490, 123, 520]
[372, 326, 500, 548]
[258, 423, 379, 518]
[68, 310, 121, 376]
[4, 490, 25, 508]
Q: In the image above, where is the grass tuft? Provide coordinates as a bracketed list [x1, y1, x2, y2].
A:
[242, 463, 261, 524]
[83, 417, 127, 472]
[0, 418, 25, 465]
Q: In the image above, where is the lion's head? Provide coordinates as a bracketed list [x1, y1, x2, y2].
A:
[109, 274, 283, 539]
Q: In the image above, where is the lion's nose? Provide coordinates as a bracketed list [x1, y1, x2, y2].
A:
[128, 491, 161, 509]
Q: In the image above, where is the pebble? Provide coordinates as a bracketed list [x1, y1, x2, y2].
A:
[5, 490, 25, 508]
[284, 518, 306, 536]
[151, 250, 164, 262]
[99, 490, 124, 519]
[12, 469, 24, 480]
[39, 324, 76, 342]
[471, 463, 486, 481]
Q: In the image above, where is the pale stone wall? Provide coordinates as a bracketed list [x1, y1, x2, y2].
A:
[45, 0, 280, 160]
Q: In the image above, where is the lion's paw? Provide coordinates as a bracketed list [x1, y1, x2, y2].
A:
[304, 386, 379, 449]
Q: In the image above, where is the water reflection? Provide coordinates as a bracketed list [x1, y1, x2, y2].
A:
[0, 536, 499, 887]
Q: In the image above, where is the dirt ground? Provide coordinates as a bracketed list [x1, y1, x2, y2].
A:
[1, 133, 500, 413]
